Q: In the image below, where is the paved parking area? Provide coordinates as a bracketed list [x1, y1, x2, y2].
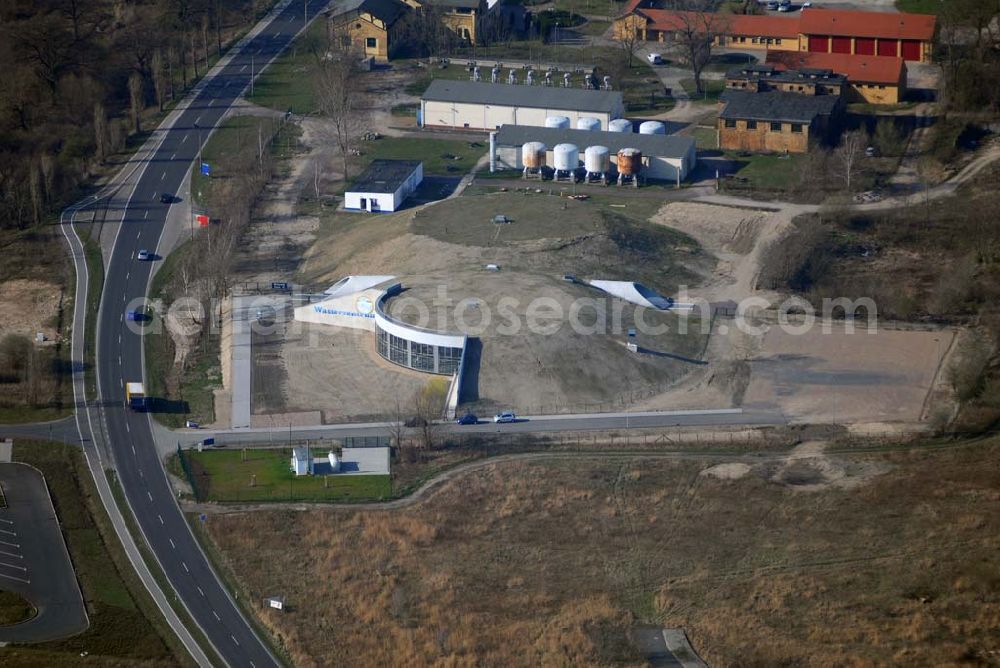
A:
[0, 464, 87, 642]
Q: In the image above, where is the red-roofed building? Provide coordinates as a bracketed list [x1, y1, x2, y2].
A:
[798, 8, 935, 63]
[614, 6, 936, 64]
[766, 51, 908, 104]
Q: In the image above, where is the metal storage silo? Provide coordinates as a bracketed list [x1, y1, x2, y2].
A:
[576, 116, 601, 131]
[584, 145, 610, 184]
[553, 143, 579, 182]
[639, 120, 666, 135]
[545, 115, 570, 129]
[616, 148, 643, 187]
[521, 141, 546, 180]
[608, 118, 633, 133]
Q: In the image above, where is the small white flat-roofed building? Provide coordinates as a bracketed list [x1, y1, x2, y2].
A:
[493, 124, 697, 182]
[290, 447, 313, 476]
[345, 159, 423, 213]
[420, 79, 625, 132]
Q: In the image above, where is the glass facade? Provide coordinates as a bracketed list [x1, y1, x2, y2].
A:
[375, 323, 465, 375]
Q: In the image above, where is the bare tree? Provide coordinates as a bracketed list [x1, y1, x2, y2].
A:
[412, 381, 447, 449]
[314, 28, 367, 182]
[616, 18, 641, 68]
[834, 129, 866, 192]
[151, 49, 167, 111]
[128, 70, 144, 133]
[665, 0, 728, 96]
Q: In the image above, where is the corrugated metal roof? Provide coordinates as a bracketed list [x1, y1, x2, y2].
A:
[422, 79, 624, 114]
[719, 89, 840, 124]
[494, 124, 694, 159]
[328, 0, 410, 24]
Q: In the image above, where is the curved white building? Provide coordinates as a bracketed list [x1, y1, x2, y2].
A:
[374, 290, 467, 375]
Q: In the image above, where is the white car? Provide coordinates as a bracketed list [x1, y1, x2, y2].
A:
[493, 411, 517, 424]
[646, 53, 663, 65]
[136, 249, 151, 261]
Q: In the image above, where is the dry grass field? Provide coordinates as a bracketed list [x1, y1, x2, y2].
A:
[201, 439, 1000, 666]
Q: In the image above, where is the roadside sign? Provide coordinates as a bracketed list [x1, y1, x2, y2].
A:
[195, 214, 209, 227]
[199, 514, 207, 523]
[200, 162, 211, 176]
[271, 282, 289, 291]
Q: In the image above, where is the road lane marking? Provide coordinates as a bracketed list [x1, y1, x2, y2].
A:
[151, 191, 157, 199]
[170, 153, 176, 160]
[182, 562, 189, 573]
[160, 173, 165, 180]
[198, 586, 205, 597]
[213, 610, 221, 621]
[118, 334, 121, 344]
[131, 444, 136, 455]
[0, 541, 19, 548]
[135, 231, 140, 239]
[0, 561, 27, 571]
[231, 634, 239, 646]
[0, 530, 16, 537]
[0, 519, 12, 524]
[118, 355, 122, 365]
[147, 491, 153, 502]
[195, 115, 202, 125]
[169, 538, 176, 549]
[0, 573, 29, 584]
[182, 135, 188, 143]
[240, 65, 247, 72]
[125, 422, 130, 433]
[158, 514, 164, 525]
[0, 550, 22, 559]
[144, 210, 149, 219]
[125, 271, 130, 281]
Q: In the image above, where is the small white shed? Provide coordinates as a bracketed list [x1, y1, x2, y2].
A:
[345, 159, 423, 213]
[290, 447, 313, 476]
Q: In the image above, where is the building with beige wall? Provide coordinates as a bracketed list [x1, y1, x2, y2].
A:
[405, 0, 485, 43]
[718, 89, 842, 154]
[420, 79, 624, 131]
[326, 0, 410, 62]
[766, 51, 908, 105]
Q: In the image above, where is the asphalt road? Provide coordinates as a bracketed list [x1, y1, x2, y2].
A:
[88, 2, 331, 665]
[180, 408, 786, 448]
[0, 464, 88, 643]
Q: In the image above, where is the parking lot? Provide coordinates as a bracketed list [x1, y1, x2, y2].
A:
[0, 464, 87, 642]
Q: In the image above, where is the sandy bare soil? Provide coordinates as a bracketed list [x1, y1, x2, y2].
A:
[744, 324, 954, 423]
[202, 441, 1000, 666]
[0, 280, 64, 344]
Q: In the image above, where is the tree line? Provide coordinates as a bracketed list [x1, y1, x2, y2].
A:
[0, 0, 274, 231]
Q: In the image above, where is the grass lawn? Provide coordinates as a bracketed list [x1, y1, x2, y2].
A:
[246, 19, 325, 114]
[182, 448, 392, 502]
[577, 18, 611, 36]
[0, 590, 35, 625]
[0, 441, 187, 666]
[726, 151, 806, 189]
[692, 126, 718, 150]
[351, 136, 487, 177]
[894, 0, 942, 13]
[681, 77, 726, 104]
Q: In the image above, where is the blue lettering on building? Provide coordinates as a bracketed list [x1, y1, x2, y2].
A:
[313, 305, 375, 318]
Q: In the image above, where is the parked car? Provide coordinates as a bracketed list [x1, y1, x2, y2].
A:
[646, 53, 663, 65]
[159, 192, 173, 204]
[136, 249, 151, 261]
[456, 413, 478, 425]
[493, 411, 516, 424]
[865, 146, 879, 158]
[765, 0, 779, 9]
[777, 3, 791, 11]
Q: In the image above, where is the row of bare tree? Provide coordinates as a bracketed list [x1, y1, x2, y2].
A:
[0, 0, 271, 231]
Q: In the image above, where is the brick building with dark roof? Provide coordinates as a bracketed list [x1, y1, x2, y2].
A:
[766, 51, 908, 105]
[717, 87, 843, 154]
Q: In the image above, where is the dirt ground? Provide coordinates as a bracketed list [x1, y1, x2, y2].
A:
[0, 280, 64, 344]
[201, 440, 1000, 666]
[744, 324, 955, 423]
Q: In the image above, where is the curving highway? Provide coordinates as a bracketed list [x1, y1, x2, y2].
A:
[75, 1, 331, 665]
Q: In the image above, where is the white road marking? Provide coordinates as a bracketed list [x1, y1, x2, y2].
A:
[147, 491, 153, 502]
[195, 115, 202, 125]
[0, 550, 22, 559]
[182, 562, 189, 573]
[198, 586, 205, 597]
[161, 172, 165, 180]
[151, 191, 157, 199]
[135, 231, 140, 239]
[274, 32, 281, 37]
[213, 611, 221, 621]
[169, 538, 176, 549]
[118, 355, 122, 365]
[0, 519, 11, 524]
[0, 530, 15, 537]
[181, 135, 188, 143]
[125, 271, 130, 281]
[144, 211, 149, 219]
[158, 514, 164, 525]
[240, 65, 247, 72]
[131, 444, 135, 455]
[0, 561, 27, 571]
[118, 334, 121, 345]
[0, 540, 19, 548]
[119, 378, 123, 388]
[231, 634, 239, 646]
[0, 572, 29, 584]
[170, 153, 176, 160]
[125, 422, 130, 433]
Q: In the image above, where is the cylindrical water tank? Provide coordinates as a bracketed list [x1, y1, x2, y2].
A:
[545, 115, 570, 129]
[617, 148, 642, 175]
[584, 146, 610, 174]
[521, 142, 546, 169]
[608, 118, 633, 133]
[553, 143, 579, 172]
[576, 117, 601, 131]
[639, 120, 666, 135]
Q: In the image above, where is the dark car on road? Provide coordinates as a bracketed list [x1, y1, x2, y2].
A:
[160, 192, 173, 204]
[456, 413, 478, 425]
